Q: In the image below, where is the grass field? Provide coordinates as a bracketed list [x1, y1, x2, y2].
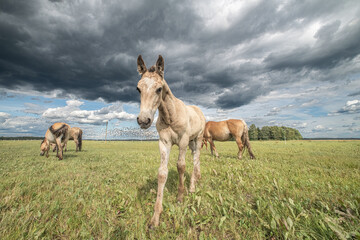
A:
[0, 140, 359, 239]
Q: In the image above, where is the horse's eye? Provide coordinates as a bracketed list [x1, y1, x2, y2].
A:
[137, 87, 141, 93]
[156, 87, 162, 94]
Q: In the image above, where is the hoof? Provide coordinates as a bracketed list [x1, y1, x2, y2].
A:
[177, 195, 184, 203]
[149, 216, 159, 229]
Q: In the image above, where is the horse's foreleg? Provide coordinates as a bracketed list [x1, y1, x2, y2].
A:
[235, 137, 244, 159]
[150, 140, 171, 228]
[189, 136, 202, 193]
[56, 137, 63, 160]
[177, 138, 188, 202]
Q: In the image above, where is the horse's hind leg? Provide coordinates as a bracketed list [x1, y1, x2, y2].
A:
[235, 136, 244, 159]
[74, 139, 79, 152]
[208, 139, 219, 158]
[189, 136, 202, 193]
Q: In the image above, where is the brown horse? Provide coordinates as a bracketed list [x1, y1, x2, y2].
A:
[68, 127, 83, 152]
[203, 119, 255, 159]
[40, 122, 70, 160]
[136, 55, 206, 228]
[52, 127, 83, 152]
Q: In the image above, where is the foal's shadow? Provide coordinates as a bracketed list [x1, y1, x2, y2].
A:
[137, 169, 190, 200]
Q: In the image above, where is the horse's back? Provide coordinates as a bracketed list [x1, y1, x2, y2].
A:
[226, 119, 245, 135]
[47, 122, 71, 143]
[70, 127, 82, 138]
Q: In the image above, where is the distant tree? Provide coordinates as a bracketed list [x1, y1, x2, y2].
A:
[270, 126, 282, 140]
[286, 128, 295, 140]
[294, 129, 303, 140]
[251, 126, 303, 140]
[248, 124, 258, 140]
[256, 127, 261, 140]
[261, 126, 271, 140]
[243, 125, 303, 141]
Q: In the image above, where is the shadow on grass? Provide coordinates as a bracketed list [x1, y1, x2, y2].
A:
[137, 169, 191, 201]
[110, 225, 129, 239]
[201, 150, 254, 160]
[41, 153, 78, 160]
[64, 149, 88, 153]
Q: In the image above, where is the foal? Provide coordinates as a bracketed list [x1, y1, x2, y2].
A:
[52, 127, 83, 152]
[136, 55, 206, 227]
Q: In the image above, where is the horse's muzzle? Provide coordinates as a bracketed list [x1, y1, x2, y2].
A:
[40, 152, 44, 156]
[137, 116, 152, 129]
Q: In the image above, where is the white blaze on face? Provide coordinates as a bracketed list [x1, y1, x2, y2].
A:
[143, 77, 155, 91]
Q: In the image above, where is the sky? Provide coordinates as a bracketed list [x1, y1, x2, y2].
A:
[0, 0, 359, 139]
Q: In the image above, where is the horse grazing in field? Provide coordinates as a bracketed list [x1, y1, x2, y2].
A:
[136, 55, 206, 228]
[203, 119, 255, 159]
[52, 127, 83, 152]
[40, 122, 70, 160]
[67, 127, 83, 152]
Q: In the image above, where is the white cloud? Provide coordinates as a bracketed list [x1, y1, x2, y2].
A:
[0, 112, 11, 123]
[315, 125, 325, 130]
[265, 107, 281, 116]
[312, 125, 333, 132]
[24, 103, 46, 115]
[334, 99, 360, 114]
[301, 99, 319, 107]
[42, 100, 136, 125]
[0, 112, 10, 118]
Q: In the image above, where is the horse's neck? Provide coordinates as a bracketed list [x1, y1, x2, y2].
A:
[158, 81, 179, 125]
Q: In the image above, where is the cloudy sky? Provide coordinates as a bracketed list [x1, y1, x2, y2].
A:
[0, 0, 359, 139]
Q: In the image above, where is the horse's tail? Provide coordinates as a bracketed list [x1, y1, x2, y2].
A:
[78, 130, 83, 151]
[241, 120, 255, 159]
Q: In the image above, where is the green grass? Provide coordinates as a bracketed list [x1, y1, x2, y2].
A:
[0, 140, 359, 239]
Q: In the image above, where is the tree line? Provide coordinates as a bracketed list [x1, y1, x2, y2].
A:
[248, 124, 303, 141]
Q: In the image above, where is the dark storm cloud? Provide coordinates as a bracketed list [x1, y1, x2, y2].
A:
[264, 19, 360, 70]
[0, 0, 359, 109]
[348, 90, 360, 97]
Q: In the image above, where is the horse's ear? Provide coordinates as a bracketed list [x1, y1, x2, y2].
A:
[156, 55, 164, 78]
[137, 55, 147, 75]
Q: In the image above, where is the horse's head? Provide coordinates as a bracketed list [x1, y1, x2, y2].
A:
[136, 55, 165, 129]
[40, 138, 49, 156]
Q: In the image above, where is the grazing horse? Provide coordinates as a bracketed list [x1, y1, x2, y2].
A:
[52, 127, 83, 152]
[203, 119, 255, 159]
[40, 122, 70, 160]
[67, 127, 83, 152]
[201, 138, 208, 150]
[136, 55, 206, 228]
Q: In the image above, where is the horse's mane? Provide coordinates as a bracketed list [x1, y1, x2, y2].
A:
[148, 66, 156, 72]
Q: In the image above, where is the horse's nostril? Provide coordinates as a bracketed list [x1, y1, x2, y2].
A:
[147, 118, 151, 124]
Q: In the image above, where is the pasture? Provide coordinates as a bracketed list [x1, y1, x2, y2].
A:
[0, 140, 359, 239]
